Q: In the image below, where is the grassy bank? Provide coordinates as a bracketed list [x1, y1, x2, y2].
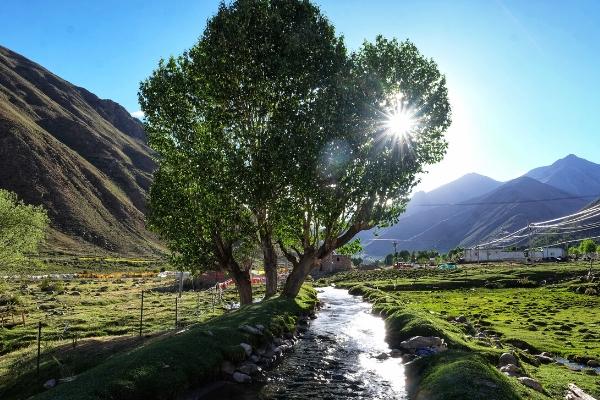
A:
[327, 263, 600, 399]
[22, 286, 316, 400]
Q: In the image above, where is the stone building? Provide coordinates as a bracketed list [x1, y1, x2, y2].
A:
[311, 253, 353, 277]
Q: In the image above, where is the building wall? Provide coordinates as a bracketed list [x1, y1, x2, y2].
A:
[464, 247, 565, 262]
[311, 254, 353, 277]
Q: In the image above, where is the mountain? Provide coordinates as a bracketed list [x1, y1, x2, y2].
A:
[361, 176, 588, 257]
[405, 173, 502, 216]
[0, 45, 162, 255]
[525, 154, 600, 198]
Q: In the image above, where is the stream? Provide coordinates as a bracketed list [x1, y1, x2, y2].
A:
[197, 286, 407, 400]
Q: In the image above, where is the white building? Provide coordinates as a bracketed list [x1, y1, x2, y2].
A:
[464, 247, 564, 262]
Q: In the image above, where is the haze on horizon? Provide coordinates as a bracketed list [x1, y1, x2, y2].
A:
[2, 0, 599, 192]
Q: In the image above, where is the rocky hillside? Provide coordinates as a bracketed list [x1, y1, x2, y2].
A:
[0, 45, 162, 255]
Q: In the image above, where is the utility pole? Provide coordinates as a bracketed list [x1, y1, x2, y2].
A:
[393, 241, 398, 266]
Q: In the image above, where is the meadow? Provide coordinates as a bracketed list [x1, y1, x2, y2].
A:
[0, 256, 250, 399]
[320, 262, 600, 399]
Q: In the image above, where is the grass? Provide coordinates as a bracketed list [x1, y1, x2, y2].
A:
[25, 286, 317, 400]
[321, 262, 600, 399]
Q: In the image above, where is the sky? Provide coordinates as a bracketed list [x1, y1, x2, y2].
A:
[2, 0, 600, 192]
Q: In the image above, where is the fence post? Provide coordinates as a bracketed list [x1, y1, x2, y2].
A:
[139, 290, 144, 337]
[36, 321, 41, 376]
[175, 296, 178, 329]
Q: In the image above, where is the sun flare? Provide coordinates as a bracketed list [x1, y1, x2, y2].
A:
[383, 92, 419, 140]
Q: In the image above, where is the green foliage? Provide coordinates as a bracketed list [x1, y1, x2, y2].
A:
[39, 279, 64, 293]
[0, 189, 49, 267]
[579, 239, 597, 255]
[336, 239, 362, 256]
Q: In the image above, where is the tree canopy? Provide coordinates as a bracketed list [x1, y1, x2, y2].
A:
[140, 0, 451, 301]
[0, 189, 48, 266]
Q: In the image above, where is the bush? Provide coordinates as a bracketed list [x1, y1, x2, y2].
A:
[39, 279, 64, 293]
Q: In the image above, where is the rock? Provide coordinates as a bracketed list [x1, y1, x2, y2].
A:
[375, 352, 389, 360]
[517, 377, 544, 393]
[232, 371, 252, 383]
[390, 349, 403, 358]
[221, 361, 235, 375]
[535, 354, 554, 364]
[566, 383, 598, 400]
[456, 315, 468, 323]
[43, 379, 57, 389]
[239, 342, 253, 357]
[583, 368, 598, 376]
[255, 324, 265, 331]
[69, 291, 80, 296]
[500, 363, 520, 376]
[540, 351, 553, 358]
[499, 352, 518, 367]
[240, 325, 262, 335]
[402, 354, 417, 363]
[400, 336, 443, 351]
[273, 337, 283, 346]
[587, 359, 599, 367]
[237, 362, 260, 375]
[249, 354, 260, 363]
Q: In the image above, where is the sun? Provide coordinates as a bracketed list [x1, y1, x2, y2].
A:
[383, 92, 419, 139]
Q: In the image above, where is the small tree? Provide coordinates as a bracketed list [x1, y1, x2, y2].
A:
[0, 189, 49, 266]
[579, 239, 597, 274]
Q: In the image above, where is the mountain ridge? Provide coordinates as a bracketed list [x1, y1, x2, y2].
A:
[0, 45, 162, 255]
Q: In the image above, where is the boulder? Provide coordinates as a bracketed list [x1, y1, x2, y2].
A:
[587, 359, 599, 368]
[499, 352, 517, 367]
[517, 377, 544, 393]
[43, 379, 57, 389]
[535, 354, 554, 364]
[399, 336, 443, 351]
[237, 362, 260, 375]
[455, 315, 468, 323]
[239, 342, 253, 357]
[375, 352, 389, 360]
[499, 364, 520, 376]
[390, 349, 403, 358]
[232, 371, 252, 384]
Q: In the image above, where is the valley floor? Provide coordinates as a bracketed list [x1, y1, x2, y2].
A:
[320, 262, 600, 399]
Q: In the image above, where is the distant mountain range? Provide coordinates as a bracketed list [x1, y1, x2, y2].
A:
[0, 46, 163, 255]
[360, 154, 600, 257]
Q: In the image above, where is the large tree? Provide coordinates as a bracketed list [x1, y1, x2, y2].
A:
[277, 37, 451, 297]
[140, 0, 346, 300]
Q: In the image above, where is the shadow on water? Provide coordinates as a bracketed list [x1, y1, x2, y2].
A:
[197, 286, 408, 400]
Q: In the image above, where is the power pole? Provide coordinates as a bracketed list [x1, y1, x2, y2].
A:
[393, 241, 398, 266]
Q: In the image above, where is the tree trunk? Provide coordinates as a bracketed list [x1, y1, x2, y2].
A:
[231, 268, 253, 305]
[261, 232, 278, 298]
[282, 255, 318, 298]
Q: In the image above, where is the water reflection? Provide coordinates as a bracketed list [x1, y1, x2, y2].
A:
[267, 286, 407, 398]
[200, 286, 407, 399]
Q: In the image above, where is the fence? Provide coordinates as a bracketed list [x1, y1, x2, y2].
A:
[0, 276, 247, 391]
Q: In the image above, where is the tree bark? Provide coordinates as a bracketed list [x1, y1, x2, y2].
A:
[260, 231, 278, 298]
[230, 266, 253, 305]
[282, 254, 318, 298]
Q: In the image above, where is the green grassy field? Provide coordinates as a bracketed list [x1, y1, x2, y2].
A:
[0, 257, 265, 399]
[320, 262, 600, 399]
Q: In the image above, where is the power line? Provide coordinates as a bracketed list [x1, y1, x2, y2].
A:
[413, 194, 600, 207]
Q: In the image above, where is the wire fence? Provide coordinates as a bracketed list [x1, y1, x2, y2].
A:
[0, 278, 246, 387]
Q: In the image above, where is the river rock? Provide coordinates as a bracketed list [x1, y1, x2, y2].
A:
[232, 371, 252, 383]
[540, 351, 553, 358]
[273, 337, 283, 346]
[237, 362, 261, 375]
[399, 336, 443, 351]
[390, 349, 403, 358]
[535, 354, 554, 364]
[249, 354, 260, 363]
[500, 363, 520, 376]
[240, 342, 253, 357]
[517, 377, 544, 393]
[255, 324, 265, 331]
[499, 352, 517, 367]
[375, 352, 389, 360]
[455, 315, 468, 323]
[587, 359, 599, 367]
[240, 325, 262, 335]
[43, 378, 57, 389]
[221, 360, 235, 375]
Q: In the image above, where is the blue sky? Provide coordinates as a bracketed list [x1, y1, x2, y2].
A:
[2, 0, 599, 191]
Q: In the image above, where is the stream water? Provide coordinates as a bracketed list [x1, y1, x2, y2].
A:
[197, 286, 407, 400]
